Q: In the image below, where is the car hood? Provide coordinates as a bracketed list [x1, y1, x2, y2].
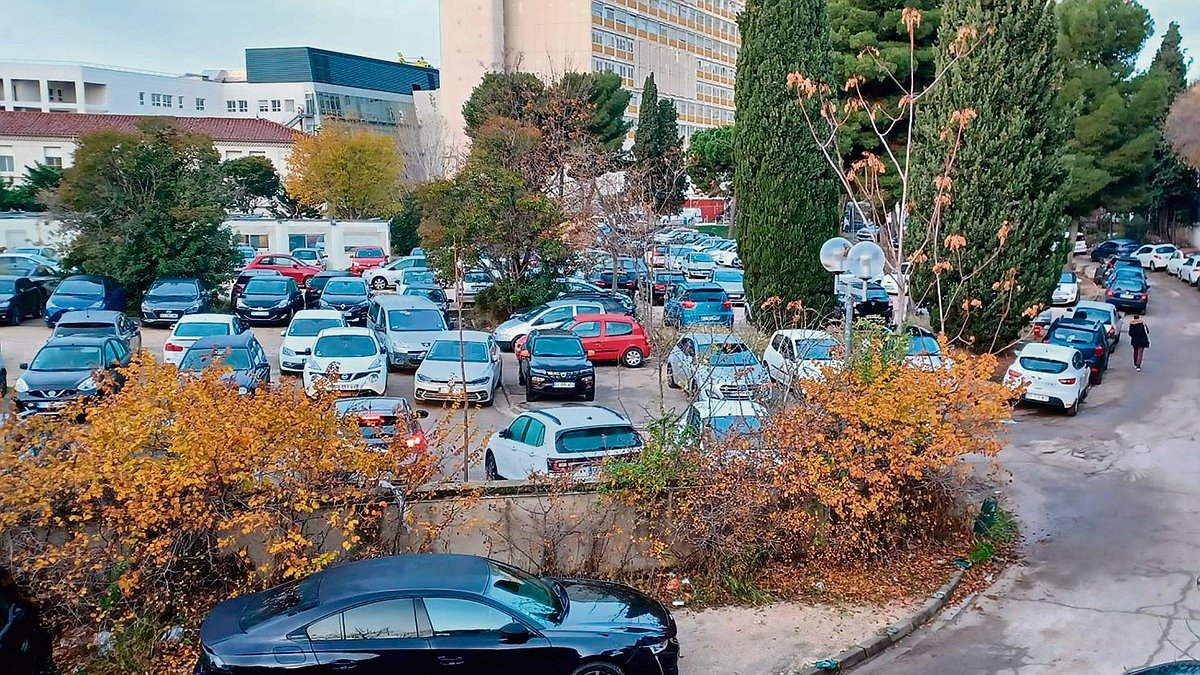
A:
[282, 336, 319, 353]
[552, 578, 673, 636]
[794, 358, 834, 380]
[20, 369, 93, 390]
[241, 294, 288, 308]
[529, 355, 592, 370]
[388, 333, 439, 350]
[494, 318, 531, 338]
[308, 354, 379, 372]
[0, 291, 16, 303]
[417, 360, 494, 382]
[696, 363, 769, 384]
[320, 294, 368, 306]
[143, 298, 200, 311]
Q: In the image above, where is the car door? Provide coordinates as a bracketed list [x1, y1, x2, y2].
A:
[493, 417, 531, 479]
[419, 596, 558, 675]
[763, 333, 784, 381]
[672, 337, 696, 383]
[252, 340, 272, 384]
[16, 278, 35, 317]
[305, 597, 434, 672]
[603, 320, 635, 361]
[1134, 245, 1154, 265]
[570, 320, 604, 359]
[1071, 352, 1088, 399]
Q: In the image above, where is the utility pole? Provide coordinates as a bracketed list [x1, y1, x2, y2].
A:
[454, 242, 468, 483]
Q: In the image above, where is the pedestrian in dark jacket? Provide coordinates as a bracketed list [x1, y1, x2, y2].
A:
[0, 567, 55, 675]
[1129, 315, 1150, 371]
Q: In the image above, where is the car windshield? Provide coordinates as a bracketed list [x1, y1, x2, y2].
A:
[690, 253, 714, 262]
[55, 322, 117, 338]
[314, 335, 378, 358]
[0, 261, 35, 276]
[1019, 356, 1069, 374]
[685, 290, 726, 303]
[427, 340, 490, 362]
[465, 271, 491, 284]
[532, 336, 585, 358]
[555, 425, 642, 454]
[174, 322, 231, 338]
[712, 270, 742, 282]
[518, 304, 550, 320]
[404, 287, 447, 303]
[244, 278, 289, 295]
[1058, 272, 1077, 284]
[30, 345, 102, 371]
[1050, 327, 1096, 345]
[1111, 280, 1145, 291]
[355, 248, 385, 258]
[700, 342, 758, 366]
[55, 279, 103, 298]
[240, 575, 321, 631]
[657, 274, 684, 283]
[1073, 309, 1109, 325]
[323, 280, 367, 296]
[293, 250, 318, 259]
[386, 309, 446, 331]
[795, 338, 837, 361]
[484, 561, 564, 626]
[146, 281, 200, 301]
[403, 270, 436, 284]
[908, 337, 941, 356]
[288, 318, 345, 337]
[0, 279, 16, 293]
[180, 347, 252, 371]
[708, 415, 764, 436]
[864, 285, 889, 301]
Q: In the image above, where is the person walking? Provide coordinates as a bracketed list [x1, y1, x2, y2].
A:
[1129, 315, 1150, 371]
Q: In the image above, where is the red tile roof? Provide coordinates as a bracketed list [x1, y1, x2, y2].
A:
[0, 111, 299, 144]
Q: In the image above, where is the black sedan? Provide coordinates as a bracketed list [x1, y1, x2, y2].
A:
[640, 271, 686, 305]
[334, 396, 430, 451]
[840, 281, 893, 323]
[178, 334, 272, 394]
[234, 277, 305, 325]
[141, 277, 209, 327]
[0, 275, 46, 324]
[196, 554, 679, 675]
[14, 335, 132, 415]
[317, 277, 370, 325]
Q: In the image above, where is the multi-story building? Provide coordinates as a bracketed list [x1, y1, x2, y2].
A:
[0, 47, 440, 134]
[439, 0, 742, 154]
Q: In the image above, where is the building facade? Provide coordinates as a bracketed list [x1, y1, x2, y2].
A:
[439, 0, 742, 152]
[0, 47, 440, 134]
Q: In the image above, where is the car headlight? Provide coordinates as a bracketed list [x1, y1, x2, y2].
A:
[0, 301, 8, 309]
[466, 376, 490, 385]
[530, 368, 548, 376]
[275, 298, 290, 308]
[78, 376, 98, 392]
[14, 378, 29, 393]
[237, 386, 249, 396]
[281, 346, 295, 356]
[235, 299, 247, 308]
[416, 373, 432, 383]
[369, 356, 384, 370]
[306, 358, 320, 372]
[646, 638, 671, 655]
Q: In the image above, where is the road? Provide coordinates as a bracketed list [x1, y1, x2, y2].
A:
[860, 269, 1200, 674]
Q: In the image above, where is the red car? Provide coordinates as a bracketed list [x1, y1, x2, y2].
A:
[349, 246, 389, 275]
[244, 253, 322, 287]
[514, 313, 650, 368]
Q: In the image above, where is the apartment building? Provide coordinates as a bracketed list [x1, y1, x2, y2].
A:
[439, 0, 742, 153]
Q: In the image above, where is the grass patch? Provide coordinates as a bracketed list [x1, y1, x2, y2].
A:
[969, 506, 1017, 565]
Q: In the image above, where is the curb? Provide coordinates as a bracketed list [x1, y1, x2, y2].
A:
[793, 568, 966, 674]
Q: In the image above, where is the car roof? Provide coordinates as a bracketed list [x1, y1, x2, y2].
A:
[372, 294, 439, 310]
[56, 310, 124, 324]
[681, 282, 723, 291]
[151, 276, 201, 284]
[42, 335, 112, 347]
[188, 334, 257, 350]
[428, 330, 493, 343]
[317, 554, 489, 601]
[238, 269, 282, 277]
[177, 313, 236, 324]
[530, 328, 578, 339]
[691, 399, 768, 418]
[573, 313, 633, 323]
[1052, 317, 1102, 332]
[523, 405, 632, 429]
[1074, 300, 1116, 314]
[774, 329, 835, 341]
[292, 309, 344, 321]
[1017, 342, 1079, 361]
[315, 327, 375, 338]
[312, 270, 351, 279]
[685, 332, 746, 345]
[334, 397, 411, 415]
[61, 273, 112, 283]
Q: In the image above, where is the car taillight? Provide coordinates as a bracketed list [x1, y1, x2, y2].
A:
[655, 283, 666, 290]
[1094, 345, 1104, 356]
[404, 432, 426, 450]
[358, 413, 384, 425]
[1107, 326, 1115, 336]
[1138, 293, 1147, 300]
[722, 300, 732, 308]
[681, 300, 697, 309]
[164, 342, 184, 352]
[1106, 289, 1114, 296]
[1007, 368, 1021, 379]
[1059, 377, 1077, 385]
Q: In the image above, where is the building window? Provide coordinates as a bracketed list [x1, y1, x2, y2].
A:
[237, 100, 248, 113]
[224, 150, 244, 160]
[151, 93, 163, 107]
[195, 98, 205, 111]
[178, 96, 184, 108]
[163, 94, 173, 107]
[248, 151, 266, 157]
[139, 92, 145, 106]
[0, 155, 14, 173]
[43, 148, 62, 168]
[270, 100, 281, 112]
[258, 100, 269, 113]
[284, 99, 295, 112]
[227, 100, 237, 113]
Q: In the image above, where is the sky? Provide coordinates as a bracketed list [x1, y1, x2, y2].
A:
[0, 0, 1193, 76]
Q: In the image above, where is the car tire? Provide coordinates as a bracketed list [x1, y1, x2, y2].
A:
[526, 383, 539, 402]
[584, 388, 595, 402]
[485, 451, 503, 481]
[1090, 369, 1103, 386]
[569, 662, 626, 675]
[370, 276, 388, 291]
[620, 347, 645, 368]
[667, 365, 680, 389]
[1065, 400, 1079, 416]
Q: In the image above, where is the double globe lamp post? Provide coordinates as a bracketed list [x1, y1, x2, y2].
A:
[819, 237, 886, 364]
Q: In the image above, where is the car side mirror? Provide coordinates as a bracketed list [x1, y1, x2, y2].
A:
[498, 428, 511, 439]
[280, 330, 287, 337]
[498, 622, 531, 644]
[19, 362, 28, 370]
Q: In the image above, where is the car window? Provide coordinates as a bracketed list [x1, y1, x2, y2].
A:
[245, 278, 289, 295]
[1049, 326, 1097, 345]
[508, 417, 531, 444]
[1156, 245, 1175, 253]
[686, 289, 726, 303]
[680, 338, 694, 357]
[572, 321, 602, 338]
[1072, 353, 1084, 369]
[770, 333, 784, 353]
[1019, 356, 1069, 374]
[423, 598, 513, 637]
[555, 425, 642, 454]
[307, 613, 344, 641]
[341, 598, 419, 639]
[175, 322, 234, 338]
[386, 309, 446, 331]
[537, 306, 574, 325]
[112, 340, 131, 360]
[605, 321, 634, 337]
[103, 341, 120, 365]
[524, 419, 546, 447]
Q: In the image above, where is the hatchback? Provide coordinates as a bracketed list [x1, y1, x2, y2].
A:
[1090, 238, 1139, 262]
[179, 334, 272, 395]
[348, 246, 388, 275]
[641, 270, 686, 304]
[516, 330, 596, 402]
[235, 276, 305, 325]
[413, 331, 503, 406]
[666, 333, 770, 400]
[562, 313, 651, 368]
[53, 310, 142, 353]
[402, 284, 449, 316]
[334, 397, 430, 451]
[664, 283, 734, 329]
[1134, 243, 1178, 271]
[304, 270, 352, 308]
[711, 268, 745, 305]
[366, 295, 449, 368]
[1006, 342, 1090, 415]
[678, 399, 768, 450]
[244, 253, 322, 287]
[140, 277, 209, 327]
[1066, 301, 1122, 349]
[762, 329, 839, 389]
[290, 247, 326, 270]
[303, 327, 387, 397]
[14, 336, 132, 415]
[589, 269, 637, 295]
[1105, 276, 1149, 314]
[1045, 318, 1109, 384]
[682, 251, 717, 279]
[279, 310, 348, 374]
[163, 314, 249, 366]
[486, 407, 645, 481]
[0, 275, 46, 325]
[494, 299, 605, 351]
[363, 256, 427, 290]
[318, 277, 370, 325]
[45, 275, 125, 326]
[195, 554, 679, 675]
[231, 269, 283, 304]
[1051, 271, 1079, 306]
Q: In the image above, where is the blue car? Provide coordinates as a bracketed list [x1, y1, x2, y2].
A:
[1106, 275, 1149, 313]
[44, 274, 126, 326]
[1091, 238, 1140, 262]
[664, 282, 734, 328]
[1046, 317, 1110, 385]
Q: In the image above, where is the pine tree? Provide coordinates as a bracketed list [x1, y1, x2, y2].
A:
[909, 0, 1066, 350]
[734, 0, 841, 316]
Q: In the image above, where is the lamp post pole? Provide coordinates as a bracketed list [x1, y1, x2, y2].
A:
[821, 237, 886, 366]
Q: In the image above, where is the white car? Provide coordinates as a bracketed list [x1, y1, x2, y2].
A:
[682, 252, 716, 279]
[880, 262, 912, 295]
[677, 399, 768, 451]
[444, 269, 494, 307]
[1134, 243, 1178, 271]
[161, 313, 248, 366]
[762, 329, 839, 389]
[484, 406, 644, 481]
[1005, 342, 1090, 416]
[711, 248, 740, 267]
[278, 310, 347, 374]
[302, 327, 387, 397]
[1165, 249, 1196, 277]
[413, 331, 503, 405]
[1051, 271, 1080, 306]
[666, 333, 771, 400]
[362, 256, 427, 290]
[1073, 233, 1088, 255]
[1179, 255, 1200, 284]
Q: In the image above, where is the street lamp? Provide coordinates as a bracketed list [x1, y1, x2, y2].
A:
[821, 237, 885, 363]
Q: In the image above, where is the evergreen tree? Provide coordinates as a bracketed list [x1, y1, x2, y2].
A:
[1147, 22, 1198, 232]
[734, 0, 841, 315]
[630, 74, 686, 215]
[632, 74, 662, 165]
[910, 0, 1066, 350]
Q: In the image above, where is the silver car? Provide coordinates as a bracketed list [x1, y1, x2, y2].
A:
[413, 331, 503, 405]
[666, 333, 771, 400]
[711, 268, 745, 305]
[493, 299, 604, 351]
[365, 295, 448, 368]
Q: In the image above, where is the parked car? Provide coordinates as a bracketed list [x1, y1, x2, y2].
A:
[1005, 342, 1091, 415]
[1091, 238, 1140, 262]
[486, 407, 645, 481]
[366, 295, 448, 368]
[44, 275, 126, 327]
[179, 333, 272, 395]
[362, 255, 427, 290]
[163, 314, 249, 366]
[279, 310, 347, 375]
[317, 277, 370, 325]
[1134, 243, 1179, 271]
[1072, 232, 1088, 255]
[235, 276, 305, 325]
[140, 277, 209, 327]
[1045, 317, 1110, 385]
[303, 270, 351, 308]
[244, 253, 322, 287]
[494, 299, 605, 351]
[231, 269, 282, 304]
[1066, 301, 1122, 351]
[0, 275, 46, 324]
[589, 269, 638, 295]
[446, 268, 494, 307]
[1165, 248, 1199, 277]
[394, 267, 438, 295]
[711, 247, 740, 268]
[10, 245, 57, 261]
[666, 333, 771, 400]
[290, 247, 326, 270]
[641, 270, 686, 304]
[236, 244, 257, 266]
[14, 335, 131, 415]
[516, 329, 596, 402]
[413, 331, 503, 406]
[517, 313, 650, 368]
[837, 280, 893, 323]
[711, 268, 745, 305]
[1105, 275, 1149, 313]
[664, 283, 734, 329]
[1104, 264, 1147, 290]
[762, 329, 839, 389]
[880, 262, 913, 296]
[302, 327, 387, 397]
[53, 310, 142, 353]
[348, 246, 389, 276]
[1097, 254, 1141, 286]
[902, 327, 949, 371]
[1180, 255, 1200, 285]
[677, 399, 768, 450]
[1052, 271, 1080, 306]
[402, 283, 450, 316]
[0, 258, 58, 296]
[195, 553, 679, 675]
[334, 397, 430, 451]
[682, 251, 717, 280]
[555, 290, 635, 317]
[648, 243, 670, 267]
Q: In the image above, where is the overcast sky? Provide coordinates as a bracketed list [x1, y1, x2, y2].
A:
[0, 0, 1192, 76]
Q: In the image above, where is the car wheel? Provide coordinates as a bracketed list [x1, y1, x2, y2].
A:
[569, 662, 626, 675]
[370, 276, 388, 291]
[1090, 369, 1103, 386]
[620, 347, 645, 368]
[667, 365, 680, 389]
[1065, 400, 1079, 416]
[485, 451, 503, 481]
[583, 388, 595, 402]
[526, 383, 539, 402]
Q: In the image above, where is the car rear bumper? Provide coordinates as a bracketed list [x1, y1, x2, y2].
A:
[1106, 298, 1147, 313]
[680, 313, 734, 327]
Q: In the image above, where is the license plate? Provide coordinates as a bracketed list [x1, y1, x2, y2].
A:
[251, 310, 269, 317]
[703, 315, 719, 321]
[1025, 393, 1050, 402]
[37, 401, 65, 410]
[342, 310, 355, 317]
[552, 382, 576, 389]
[1121, 293, 1133, 299]
[161, 312, 179, 318]
[573, 465, 599, 480]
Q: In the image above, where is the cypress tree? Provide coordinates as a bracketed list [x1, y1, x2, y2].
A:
[654, 98, 687, 215]
[734, 0, 841, 316]
[909, 0, 1066, 350]
[632, 74, 662, 164]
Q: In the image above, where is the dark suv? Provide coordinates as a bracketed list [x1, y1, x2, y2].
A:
[1046, 317, 1110, 385]
[516, 329, 596, 402]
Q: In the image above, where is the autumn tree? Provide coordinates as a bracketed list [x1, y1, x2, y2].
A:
[1167, 85, 1200, 169]
[57, 118, 240, 300]
[285, 123, 405, 219]
[222, 155, 282, 212]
